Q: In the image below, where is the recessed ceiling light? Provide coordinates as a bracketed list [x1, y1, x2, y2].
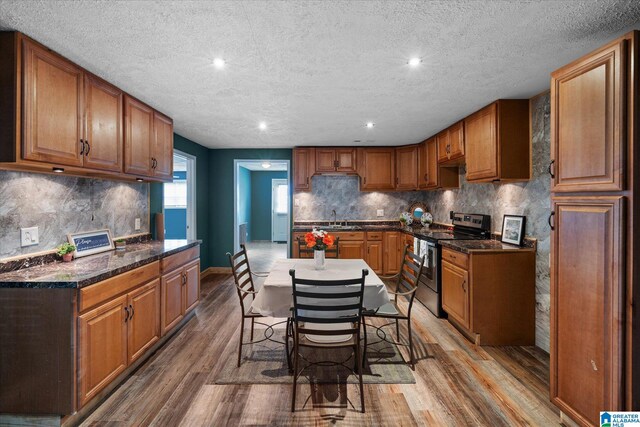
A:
[213, 58, 226, 69]
[365, 122, 375, 129]
[52, 167, 64, 173]
[136, 178, 144, 182]
[259, 121, 267, 130]
[261, 161, 272, 169]
[408, 57, 422, 67]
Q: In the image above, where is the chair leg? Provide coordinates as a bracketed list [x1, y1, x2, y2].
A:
[408, 318, 415, 370]
[355, 338, 365, 413]
[395, 318, 400, 341]
[291, 335, 299, 412]
[285, 318, 292, 372]
[237, 317, 245, 368]
[362, 320, 368, 369]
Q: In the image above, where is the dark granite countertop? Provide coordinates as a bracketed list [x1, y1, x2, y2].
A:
[439, 239, 534, 254]
[0, 240, 201, 289]
[292, 222, 451, 234]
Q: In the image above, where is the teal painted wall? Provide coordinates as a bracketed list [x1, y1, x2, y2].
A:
[150, 133, 213, 270]
[250, 170, 287, 241]
[238, 166, 252, 241]
[208, 149, 292, 267]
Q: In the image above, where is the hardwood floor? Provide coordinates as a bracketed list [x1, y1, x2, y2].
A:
[80, 274, 560, 426]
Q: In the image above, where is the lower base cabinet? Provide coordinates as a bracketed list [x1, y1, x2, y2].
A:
[128, 279, 161, 364]
[161, 256, 200, 336]
[441, 260, 469, 329]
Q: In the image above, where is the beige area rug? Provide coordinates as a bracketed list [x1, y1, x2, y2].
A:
[214, 326, 416, 385]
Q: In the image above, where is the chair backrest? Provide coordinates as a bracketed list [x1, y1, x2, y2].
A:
[394, 245, 425, 313]
[226, 244, 256, 311]
[289, 268, 368, 337]
[297, 236, 340, 258]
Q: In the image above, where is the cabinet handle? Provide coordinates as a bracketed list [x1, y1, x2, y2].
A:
[124, 306, 129, 322]
[424, 173, 428, 181]
[363, 177, 367, 184]
[548, 160, 555, 179]
[306, 177, 309, 184]
[85, 140, 91, 156]
[129, 304, 134, 319]
[80, 139, 85, 155]
[461, 280, 466, 292]
[395, 177, 399, 185]
[548, 211, 555, 231]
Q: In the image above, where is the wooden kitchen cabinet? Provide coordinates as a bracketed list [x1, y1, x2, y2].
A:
[127, 279, 161, 364]
[440, 246, 535, 346]
[551, 39, 625, 192]
[441, 260, 469, 329]
[124, 95, 154, 177]
[293, 148, 315, 191]
[22, 38, 84, 167]
[184, 259, 201, 313]
[383, 231, 403, 275]
[152, 111, 174, 180]
[161, 269, 185, 335]
[78, 295, 128, 406]
[550, 197, 624, 426]
[338, 241, 365, 259]
[464, 99, 530, 182]
[161, 251, 201, 335]
[395, 145, 418, 190]
[418, 138, 459, 190]
[358, 148, 396, 191]
[437, 122, 465, 164]
[315, 148, 356, 173]
[365, 240, 383, 274]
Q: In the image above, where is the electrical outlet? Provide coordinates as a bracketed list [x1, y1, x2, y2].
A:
[377, 209, 384, 217]
[135, 218, 141, 231]
[21, 226, 39, 247]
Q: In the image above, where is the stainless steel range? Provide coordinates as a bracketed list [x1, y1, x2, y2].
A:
[414, 212, 491, 317]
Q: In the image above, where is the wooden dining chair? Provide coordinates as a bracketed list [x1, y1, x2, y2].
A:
[296, 236, 340, 258]
[289, 268, 368, 413]
[362, 245, 424, 370]
[227, 244, 290, 368]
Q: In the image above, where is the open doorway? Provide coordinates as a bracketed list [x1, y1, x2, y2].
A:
[234, 159, 290, 272]
[163, 150, 196, 240]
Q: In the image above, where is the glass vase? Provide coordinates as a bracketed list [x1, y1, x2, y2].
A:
[314, 250, 326, 270]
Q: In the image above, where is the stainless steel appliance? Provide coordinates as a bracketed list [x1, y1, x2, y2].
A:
[413, 212, 491, 317]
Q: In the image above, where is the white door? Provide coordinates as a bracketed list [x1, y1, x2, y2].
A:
[271, 179, 288, 242]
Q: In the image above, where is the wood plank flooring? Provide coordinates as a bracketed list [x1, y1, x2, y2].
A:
[80, 274, 560, 426]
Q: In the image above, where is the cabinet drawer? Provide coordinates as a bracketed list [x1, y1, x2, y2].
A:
[160, 246, 200, 273]
[333, 231, 365, 241]
[442, 248, 468, 270]
[79, 261, 160, 312]
[366, 231, 383, 241]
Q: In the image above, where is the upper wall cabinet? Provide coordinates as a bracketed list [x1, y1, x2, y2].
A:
[293, 148, 315, 191]
[0, 32, 173, 182]
[357, 148, 396, 191]
[551, 39, 626, 192]
[437, 121, 465, 164]
[315, 148, 356, 173]
[395, 145, 418, 190]
[419, 138, 459, 190]
[464, 99, 530, 182]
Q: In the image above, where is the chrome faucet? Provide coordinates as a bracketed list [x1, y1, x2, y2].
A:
[331, 209, 337, 226]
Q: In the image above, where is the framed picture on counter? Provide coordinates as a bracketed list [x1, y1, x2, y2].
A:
[501, 215, 526, 246]
[68, 229, 114, 258]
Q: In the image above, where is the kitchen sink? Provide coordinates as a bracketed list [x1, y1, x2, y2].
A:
[322, 225, 361, 231]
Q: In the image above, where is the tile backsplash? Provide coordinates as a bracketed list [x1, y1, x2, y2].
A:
[0, 171, 149, 260]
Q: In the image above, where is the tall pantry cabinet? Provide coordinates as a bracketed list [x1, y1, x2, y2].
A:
[550, 31, 639, 426]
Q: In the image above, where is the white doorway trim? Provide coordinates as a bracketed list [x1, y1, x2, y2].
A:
[271, 178, 288, 242]
[233, 159, 291, 254]
[164, 149, 197, 240]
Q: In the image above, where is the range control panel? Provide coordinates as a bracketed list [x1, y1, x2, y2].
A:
[452, 213, 491, 232]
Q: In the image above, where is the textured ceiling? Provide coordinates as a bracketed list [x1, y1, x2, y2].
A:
[0, 1, 639, 149]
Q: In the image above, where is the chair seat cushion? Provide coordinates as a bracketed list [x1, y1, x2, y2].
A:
[363, 302, 400, 316]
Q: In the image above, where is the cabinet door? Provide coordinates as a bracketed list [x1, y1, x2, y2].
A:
[293, 148, 314, 191]
[365, 241, 383, 275]
[335, 148, 356, 172]
[315, 149, 336, 172]
[83, 74, 123, 172]
[78, 295, 128, 406]
[417, 141, 429, 189]
[184, 259, 200, 313]
[426, 137, 439, 188]
[436, 130, 449, 163]
[550, 197, 624, 425]
[383, 231, 402, 275]
[127, 279, 160, 364]
[551, 40, 626, 192]
[152, 111, 173, 180]
[360, 148, 395, 190]
[465, 103, 498, 181]
[441, 260, 469, 329]
[124, 96, 153, 176]
[161, 269, 184, 335]
[338, 241, 365, 259]
[448, 121, 465, 160]
[395, 145, 418, 190]
[22, 39, 84, 166]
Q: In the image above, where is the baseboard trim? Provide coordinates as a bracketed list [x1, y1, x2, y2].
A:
[201, 267, 231, 278]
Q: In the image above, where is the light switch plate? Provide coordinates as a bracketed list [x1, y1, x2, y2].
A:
[377, 209, 384, 217]
[21, 226, 39, 247]
[135, 218, 141, 231]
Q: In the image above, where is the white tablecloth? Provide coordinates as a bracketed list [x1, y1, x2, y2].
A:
[251, 258, 390, 318]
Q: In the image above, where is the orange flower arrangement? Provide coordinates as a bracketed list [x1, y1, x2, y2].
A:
[304, 228, 335, 251]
